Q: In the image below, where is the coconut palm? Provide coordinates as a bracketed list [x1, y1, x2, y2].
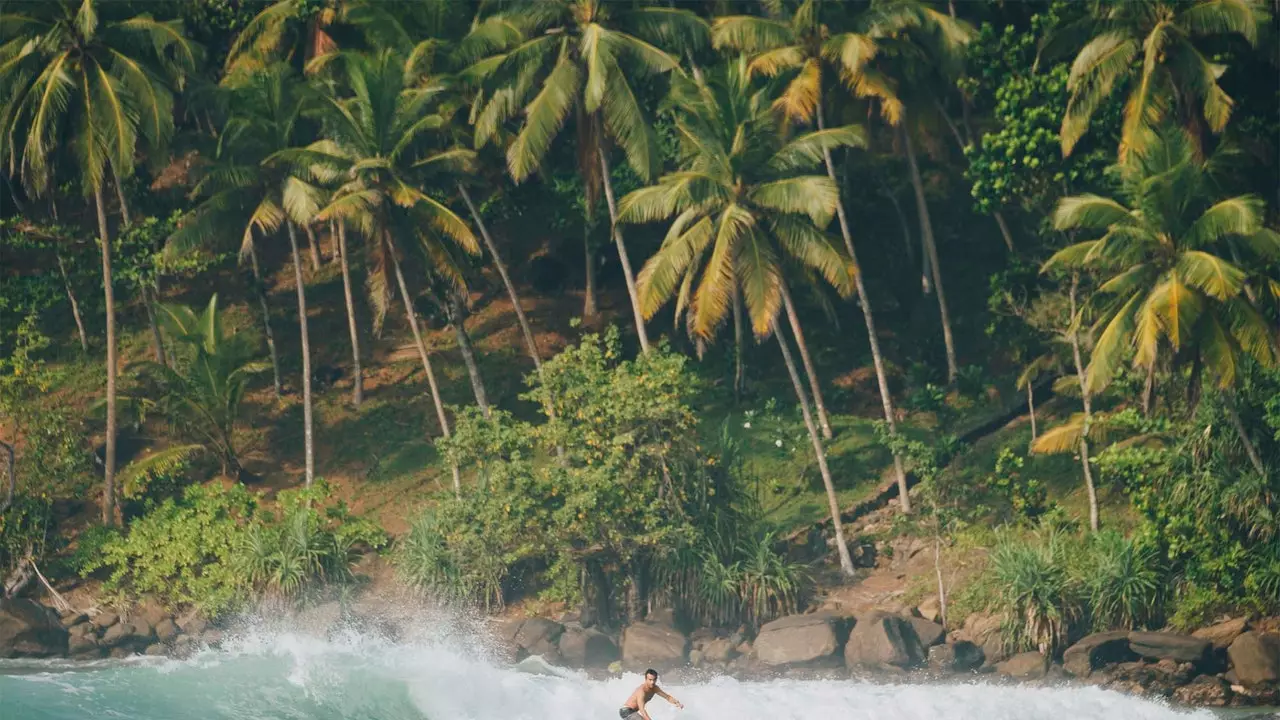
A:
[1043, 0, 1271, 157]
[1044, 126, 1280, 474]
[300, 50, 485, 496]
[620, 58, 862, 575]
[467, 0, 709, 353]
[225, 0, 418, 76]
[167, 62, 323, 487]
[712, 0, 945, 505]
[0, 0, 198, 525]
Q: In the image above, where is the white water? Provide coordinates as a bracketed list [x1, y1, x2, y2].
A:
[0, 615, 1271, 720]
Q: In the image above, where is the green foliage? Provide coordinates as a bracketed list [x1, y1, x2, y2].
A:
[985, 527, 1165, 654]
[234, 483, 379, 602]
[982, 447, 1050, 523]
[964, 2, 1118, 219]
[128, 295, 268, 475]
[1083, 531, 1164, 632]
[86, 483, 257, 616]
[989, 528, 1080, 655]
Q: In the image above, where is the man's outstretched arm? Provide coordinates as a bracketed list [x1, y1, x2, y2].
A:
[654, 688, 684, 709]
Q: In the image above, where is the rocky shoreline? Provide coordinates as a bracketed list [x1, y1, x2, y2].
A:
[4, 595, 1278, 710]
[498, 607, 1280, 710]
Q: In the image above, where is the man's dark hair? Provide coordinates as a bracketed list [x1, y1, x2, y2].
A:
[645, 669, 659, 679]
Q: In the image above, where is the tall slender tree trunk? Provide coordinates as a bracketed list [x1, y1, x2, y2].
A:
[93, 183, 118, 527]
[458, 184, 542, 370]
[0, 440, 13, 515]
[775, 321, 855, 577]
[1068, 274, 1099, 533]
[336, 221, 363, 408]
[779, 280, 833, 440]
[902, 121, 958, 382]
[57, 255, 89, 353]
[1027, 381, 1038, 444]
[1225, 399, 1266, 475]
[1142, 363, 1156, 417]
[456, 185, 563, 459]
[389, 241, 461, 497]
[286, 222, 315, 487]
[597, 143, 651, 353]
[449, 293, 491, 418]
[304, 224, 322, 272]
[247, 242, 283, 399]
[733, 286, 745, 403]
[583, 226, 598, 318]
[817, 95, 911, 512]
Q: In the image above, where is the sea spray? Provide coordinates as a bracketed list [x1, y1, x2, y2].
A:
[0, 607, 1248, 720]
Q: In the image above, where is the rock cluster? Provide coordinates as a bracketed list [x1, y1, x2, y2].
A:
[1, 599, 223, 660]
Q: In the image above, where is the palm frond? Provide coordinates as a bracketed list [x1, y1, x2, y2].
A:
[711, 16, 793, 53]
[507, 54, 579, 182]
[1176, 250, 1246, 301]
[748, 175, 837, 227]
[768, 126, 867, 171]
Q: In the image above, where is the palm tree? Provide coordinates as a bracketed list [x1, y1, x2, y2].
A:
[712, 0, 938, 505]
[0, 0, 197, 525]
[1045, 126, 1280, 475]
[621, 59, 862, 576]
[1044, 0, 1271, 157]
[167, 63, 323, 487]
[467, 0, 708, 353]
[302, 50, 485, 495]
[225, 0, 417, 75]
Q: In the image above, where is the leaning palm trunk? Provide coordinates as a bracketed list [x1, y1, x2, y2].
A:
[449, 294, 491, 418]
[56, 255, 89, 353]
[902, 121, 959, 382]
[458, 184, 543, 371]
[1225, 399, 1266, 475]
[598, 145, 651, 353]
[1067, 275, 1099, 532]
[286, 222, 315, 487]
[583, 222, 598, 318]
[1027, 382, 1038, 444]
[336, 221, 363, 407]
[817, 97, 911, 513]
[246, 241, 283, 399]
[779, 280, 833, 440]
[733, 286, 745, 402]
[93, 183, 118, 526]
[304, 224, 322, 272]
[774, 320, 855, 576]
[389, 241, 461, 497]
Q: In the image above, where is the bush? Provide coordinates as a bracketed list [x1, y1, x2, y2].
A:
[86, 483, 255, 616]
[989, 528, 1081, 655]
[1082, 531, 1164, 632]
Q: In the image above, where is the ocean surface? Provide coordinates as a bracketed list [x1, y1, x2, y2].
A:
[1, 616, 1277, 720]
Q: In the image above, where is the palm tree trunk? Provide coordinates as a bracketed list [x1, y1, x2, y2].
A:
[779, 280, 833, 440]
[817, 96, 911, 512]
[733, 286, 745, 403]
[57, 255, 89, 353]
[450, 294, 491, 418]
[389, 241, 461, 497]
[1225, 399, 1266, 476]
[1068, 274, 1099, 533]
[902, 121, 958, 382]
[93, 183, 118, 527]
[286, 222, 315, 488]
[337, 220, 363, 407]
[305, 224, 322, 272]
[1027, 381, 1038, 444]
[456, 185, 563, 459]
[775, 320, 855, 577]
[1142, 362, 1155, 417]
[458, 183, 542, 370]
[993, 211, 1016, 253]
[598, 144, 651, 353]
[0, 440, 13, 516]
[583, 226, 598, 318]
[247, 242, 283, 399]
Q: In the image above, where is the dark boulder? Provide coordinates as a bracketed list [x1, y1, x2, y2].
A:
[1063, 631, 1135, 678]
[996, 651, 1049, 680]
[1227, 632, 1280, 688]
[927, 640, 985, 673]
[557, 626, 619, 668]
[1128, 631, 1211, 667]
[844, 612, 924, 669]
[621, 621, 688, 669]
[0, 599, 69, 658]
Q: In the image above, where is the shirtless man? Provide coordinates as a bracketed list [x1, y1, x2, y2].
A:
[618, 669, 683, 720]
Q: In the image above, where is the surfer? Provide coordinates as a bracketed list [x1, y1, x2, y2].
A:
[619, 669, 683, 720]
